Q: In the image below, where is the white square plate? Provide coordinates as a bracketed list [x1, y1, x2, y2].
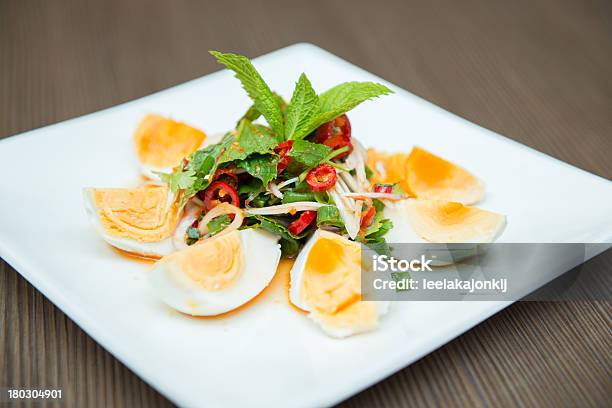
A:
[1, 43, 611, 408]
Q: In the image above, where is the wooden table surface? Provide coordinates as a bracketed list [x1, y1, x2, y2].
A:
[1, 0, 611, 406]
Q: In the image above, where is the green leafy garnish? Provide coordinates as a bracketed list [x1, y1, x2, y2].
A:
[314, 82, 393, 128]
[316, 205, 345, 229]
[155, 169, 196, 192]
[238, 121, 279, 154]
[238, 178, 264, 195]
[239, 154, 278, 186]
[288, 140, 332, 168]
[248, 215, 308, 257]
[285, 73, 319, 140]
[207, 215, 231, 236]
[281, 191, 316, 204]
[210, 51, 284, 138]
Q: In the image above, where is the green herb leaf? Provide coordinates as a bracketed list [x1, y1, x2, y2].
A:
[316, 205, 346, 229]
[248, 215, 308, 257]
[239, 154, 278, 186]
[239, 121, 278, 153]
[210, 51, 284, 138]
[238, 178, 264, 195]
[238, 104, 261, 125]
[302, 81, 393, 135]
[154, 169, 196, 192]
[207, 215, 231, 236]
[281, 191, 316, 204]
[220, 121, 279, 164]
[285, 73, 319, 140]
[288, 140, 332, 168]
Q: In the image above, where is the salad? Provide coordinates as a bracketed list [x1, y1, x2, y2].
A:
[84, 51, 506, 338]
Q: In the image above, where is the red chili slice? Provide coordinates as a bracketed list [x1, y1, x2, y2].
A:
[274, 140, 294, 173]
[360, 205, 376, 229]
[212, 168, 239, 188]
[288, 210, 317, 236]
[306, 163, 337, 192]
[373, 184, 393, 194]
[314, 114, 353, 159]
[202, 181, 239, 211]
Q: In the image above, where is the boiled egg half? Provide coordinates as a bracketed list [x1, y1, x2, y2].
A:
[290, 229, 389, 338]
[83, 185, 182, 258]
[149, 228, 281, 316]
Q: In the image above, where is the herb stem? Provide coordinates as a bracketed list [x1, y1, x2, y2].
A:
[325, 146, 350, 162]
[324, 160, 351, 172]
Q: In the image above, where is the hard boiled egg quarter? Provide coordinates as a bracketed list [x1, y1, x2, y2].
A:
[83, 185, 182, 258]
[133, 114, 207, 180]
[149, 229, 281, 316]
[290, 229, 389, 338]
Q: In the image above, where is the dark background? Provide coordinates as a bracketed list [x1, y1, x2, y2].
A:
[1, 0, 611, 406]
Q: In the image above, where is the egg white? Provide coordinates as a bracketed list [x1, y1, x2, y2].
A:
[83, 188, 177, 258]
[384, 199, 506, 265]
[149, 228, 281, 316]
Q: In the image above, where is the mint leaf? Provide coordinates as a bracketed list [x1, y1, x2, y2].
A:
[288, 140, 332, 168]
[210, 51, 284, 138]
[220, 122, 278, 164]
[239, 122, 278, 153]
[239, 154, 278, 186]
[305, 81, 393, 134]
[285, 73, 319, 140]
[238, 93, 287, 127]
[219, 133, 247, 163]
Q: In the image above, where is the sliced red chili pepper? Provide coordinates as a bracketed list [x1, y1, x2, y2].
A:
[360, 205, 376, 229]
[306, 163, 337, 192]
[288, 210, 317, 236]
[274, 140, 294, 174]
[212, 168, 239, 188]
[314, 114, 352, 159]
[202, 181, 239, 211]
[373, 184, 393, 194]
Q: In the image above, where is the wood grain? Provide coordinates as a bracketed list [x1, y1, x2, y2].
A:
[1, 0, 611, 407]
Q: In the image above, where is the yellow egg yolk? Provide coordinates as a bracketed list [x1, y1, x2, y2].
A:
[165, 230, 244, 291]
[133, 114, 206, 169]
[92, 185, 181, 242]
[405, 147, 482, 202]
[301, 232, 362, 315]
[366, 147, 483, 204]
